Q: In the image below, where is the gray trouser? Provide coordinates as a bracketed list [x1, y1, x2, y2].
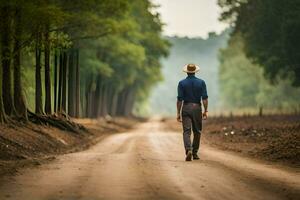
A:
[181, 103, 202, 154]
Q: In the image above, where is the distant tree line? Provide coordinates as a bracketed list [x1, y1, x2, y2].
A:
[0, 0, 169, 123]
[218, 0, 300, 113]
[218, 0, 300, 86]
[219, 34, 300, 112]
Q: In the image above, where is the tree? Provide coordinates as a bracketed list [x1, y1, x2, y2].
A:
[54, 50, 58, 112]
[218, 0, 300, 86]
[44, 25, 51, 114]
[1, 5, 16, 116]
[219, 34, 300, 112]
[75, 49, 80, 117]
[0, 0, 169, 122]
[61, 51, 67, 113]
[0, 67, 6, 123]
[219, 34, 262, 109]
[35, 31, 43, 114]
[68, 49, 75, 117]
[13, 6, 27, 119]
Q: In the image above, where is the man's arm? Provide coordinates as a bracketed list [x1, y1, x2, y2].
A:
[202, 98, 208, 120]
[177, 100, 183, 122]
[177, 82, 184, 122]
[202, 80, 208, 120]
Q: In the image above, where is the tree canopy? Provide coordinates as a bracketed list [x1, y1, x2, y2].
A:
[0, 0, 169, 123]
[219, 33, 300, 112]
[218, 0, 300, 86]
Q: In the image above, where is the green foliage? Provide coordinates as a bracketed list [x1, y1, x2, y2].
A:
[218, 0, 300, 86]
[219, 34, 262, 108]
[0, 0, 168, 117]
[79, 0, 169, 99]
[219, 34, 300, 111]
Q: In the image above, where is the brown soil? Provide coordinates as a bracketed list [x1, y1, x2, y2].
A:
[164, 115, 300, 167]
[0, 117, 140, 177]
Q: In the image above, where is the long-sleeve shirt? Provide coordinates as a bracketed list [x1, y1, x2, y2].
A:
[177, 74, 208, 103]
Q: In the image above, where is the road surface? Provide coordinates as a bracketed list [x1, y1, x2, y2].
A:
[0, 120, 299, 200]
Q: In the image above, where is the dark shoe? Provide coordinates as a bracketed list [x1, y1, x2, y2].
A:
[185, 150, 192, 161]
[193, 154, 200, 160]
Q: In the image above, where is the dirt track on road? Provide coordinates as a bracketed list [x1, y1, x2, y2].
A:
[0, 120, 299, 200]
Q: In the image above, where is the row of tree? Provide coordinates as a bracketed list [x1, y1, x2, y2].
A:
[218, 0, 300, 86]
[0, 0, 169, 123]
[218, 0, 300, 113]
[219, 34, 300, 112]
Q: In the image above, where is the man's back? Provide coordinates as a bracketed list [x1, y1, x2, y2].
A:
[177, 75, 208, 104]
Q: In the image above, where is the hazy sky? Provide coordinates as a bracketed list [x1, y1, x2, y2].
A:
[151, 0, 228, 38]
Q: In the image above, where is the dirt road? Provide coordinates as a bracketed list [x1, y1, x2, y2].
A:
[0, 120, 299, 200]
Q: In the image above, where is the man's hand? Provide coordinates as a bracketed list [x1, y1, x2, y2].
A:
[177, 113, 182, 122]
[202, 111, 208, 120]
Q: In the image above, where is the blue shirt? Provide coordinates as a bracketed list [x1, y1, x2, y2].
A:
[177, 75, 208, 103]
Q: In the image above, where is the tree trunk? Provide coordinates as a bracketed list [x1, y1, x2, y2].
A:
[110, 90, 119, 117]
[85, 76, 96, 118]
[124, 88, 135, 116]
[61, 51, 67, 113]
[35, 32, 43, 114]
[80, 83, 85, 118]
[75, 49, 80, 118]
[1, 7, 15, 116]
[123, 89, 130, 116]
[116, 89, 126, 116]
[44, 26, 51, 114]
[13, 8, 27, 119]
[116, 91, 122, 116]
[57, 51, 63, 112]
[86, 89, 91, 118]
[100, 83, 106, 117]
[90, 89, 96, 118]
[54, 50, 58, 112]
[101, 84, 108, 116]
[0, 65, 6, 123]
[85, 79, 92, 118]
[122, 88, 130, 116]
[107, 86, 114, 115]
[98, 83, 106, 117]
[68, 50, 75, 117]
[94, 75, 101, 118]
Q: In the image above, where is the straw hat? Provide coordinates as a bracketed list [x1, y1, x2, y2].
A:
[182, 64, 200, 73]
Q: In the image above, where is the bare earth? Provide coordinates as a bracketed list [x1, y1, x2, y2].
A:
[0, 120, 299, 200]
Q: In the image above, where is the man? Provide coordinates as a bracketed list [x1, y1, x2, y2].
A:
[177, 64, 208, 161]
